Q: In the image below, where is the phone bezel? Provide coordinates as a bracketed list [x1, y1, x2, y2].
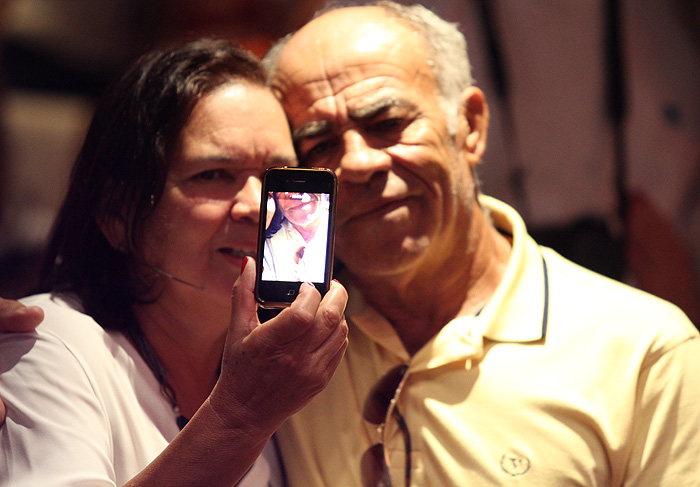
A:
[254, 167, 337, 308]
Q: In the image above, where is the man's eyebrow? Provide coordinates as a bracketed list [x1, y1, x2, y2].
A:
[349, 97, 417, 122]
[292, 119, 332, 143]
[291, 98, 417, 143]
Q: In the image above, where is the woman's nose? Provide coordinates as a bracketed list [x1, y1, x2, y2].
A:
[230, 175, 261, 222]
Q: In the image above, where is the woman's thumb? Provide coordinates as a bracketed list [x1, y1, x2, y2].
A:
[227, 257, 260, 342]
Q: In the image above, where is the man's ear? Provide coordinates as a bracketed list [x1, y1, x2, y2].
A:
[98, 214, 127, 252]
[456, 86, 489, 166]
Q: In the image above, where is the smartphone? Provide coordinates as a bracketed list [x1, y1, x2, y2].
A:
[255, 167, 337, 308]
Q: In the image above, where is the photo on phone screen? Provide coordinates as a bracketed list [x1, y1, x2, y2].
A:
[255, 168, 337, 308]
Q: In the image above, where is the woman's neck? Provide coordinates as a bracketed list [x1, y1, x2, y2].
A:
[132, 298, 226, 420]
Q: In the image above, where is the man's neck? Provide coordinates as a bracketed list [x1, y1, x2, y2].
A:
[350, 209, 511, 356]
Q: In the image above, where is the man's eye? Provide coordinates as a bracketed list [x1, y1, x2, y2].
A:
[301, 139, 337, 165]
[369, 118, 406, 133]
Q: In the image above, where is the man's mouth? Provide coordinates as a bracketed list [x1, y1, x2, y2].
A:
[343, 197, 410, 224]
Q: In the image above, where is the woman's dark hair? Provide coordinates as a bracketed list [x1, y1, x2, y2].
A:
[265, 193, 286, 238]
[38, 38, 268, 334]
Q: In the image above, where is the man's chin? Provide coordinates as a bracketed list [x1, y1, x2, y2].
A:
[337, 242, 428, 280]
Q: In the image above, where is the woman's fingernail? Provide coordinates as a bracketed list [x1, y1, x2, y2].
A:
[240, 256, 248, 274]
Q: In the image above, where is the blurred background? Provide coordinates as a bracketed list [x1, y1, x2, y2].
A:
[0, 0, 698, 324]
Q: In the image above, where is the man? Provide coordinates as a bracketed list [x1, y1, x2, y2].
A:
[263, 1, 700, 485]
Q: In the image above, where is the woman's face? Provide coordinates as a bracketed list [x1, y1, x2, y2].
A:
[139, 82, 296, 312]
[276, 192, 321, 229]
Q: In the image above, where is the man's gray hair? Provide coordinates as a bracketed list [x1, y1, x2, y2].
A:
[263, 1, 473, 136]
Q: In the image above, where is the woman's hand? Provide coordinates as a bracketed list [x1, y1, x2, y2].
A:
[210, 256, 348, 436]
[126, 258, 348, 487]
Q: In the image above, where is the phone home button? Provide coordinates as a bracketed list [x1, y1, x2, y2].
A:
[286, 289, 296, 297]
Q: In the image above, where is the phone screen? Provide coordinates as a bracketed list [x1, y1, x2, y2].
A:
[255, 168, 337, 307]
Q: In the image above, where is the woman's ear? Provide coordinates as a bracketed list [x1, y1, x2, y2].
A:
[98, 214, 127, 252]
[456, 86, 489, 166]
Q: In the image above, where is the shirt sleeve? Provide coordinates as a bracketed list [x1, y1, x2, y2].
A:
[0, 331, 117, 486]
[624, 334, 700, 486]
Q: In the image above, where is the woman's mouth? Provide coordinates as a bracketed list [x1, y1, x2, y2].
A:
[219, 248, 256, 259]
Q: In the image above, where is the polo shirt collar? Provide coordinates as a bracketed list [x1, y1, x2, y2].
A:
[477, 196, 549, 343]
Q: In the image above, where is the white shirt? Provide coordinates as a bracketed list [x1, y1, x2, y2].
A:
[263, 218, 329, 282]
[0, 293, 283, 486]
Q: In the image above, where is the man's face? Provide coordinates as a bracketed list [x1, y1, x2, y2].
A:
[271, 7, 475, 278]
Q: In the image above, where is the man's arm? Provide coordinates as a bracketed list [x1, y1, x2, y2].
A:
[0, 297, 44, 332]
[0, 297, 44, 425]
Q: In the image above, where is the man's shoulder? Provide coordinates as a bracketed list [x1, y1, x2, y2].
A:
[8, 293, 122, 364]
[20, 293, 106, 335]
[541, 247, 698, 342]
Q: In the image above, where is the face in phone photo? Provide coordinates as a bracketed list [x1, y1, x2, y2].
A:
[262, 191, 331, 282]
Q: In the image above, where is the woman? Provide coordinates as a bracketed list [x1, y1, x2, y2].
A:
[0, 39, 348, 486]
[262, 192, 330, 282]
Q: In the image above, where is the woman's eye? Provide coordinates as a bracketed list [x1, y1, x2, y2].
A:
[194, 169, 228, 181]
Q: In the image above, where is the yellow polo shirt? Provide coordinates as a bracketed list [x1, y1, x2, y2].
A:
[276, 196, 700, 486]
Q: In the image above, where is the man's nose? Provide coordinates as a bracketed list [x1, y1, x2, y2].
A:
[230, 175, 261, 222]
[336, 130, 391, 184]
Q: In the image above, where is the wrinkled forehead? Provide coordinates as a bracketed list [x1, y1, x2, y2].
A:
[270, 7, 433, 119]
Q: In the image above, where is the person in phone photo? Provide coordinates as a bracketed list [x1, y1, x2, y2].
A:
[262, 191, 330, 282]
[0, 38, 348, 486]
